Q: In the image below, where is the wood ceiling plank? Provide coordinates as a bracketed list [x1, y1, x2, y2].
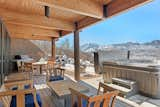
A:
[5, 23, 59, 38]
[0, 0, 85, 22]
[77, 0, 152, 30]
[0, 8, 74, 31]
[78, 17, 100, 30]
[94, 0, 112, 5]
[10, 32, 52, 41]
[106, 0, 152, 17]
[37, 0, 103, 19]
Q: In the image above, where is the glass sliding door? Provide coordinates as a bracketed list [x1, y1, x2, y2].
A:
[0, 21, 2, 85]
[0, 19, 11, 85]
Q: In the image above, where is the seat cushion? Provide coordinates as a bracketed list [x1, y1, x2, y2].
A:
[10, 93, 42, 107]
[12, 84, 31, 90]
[49, 75, 64, 81]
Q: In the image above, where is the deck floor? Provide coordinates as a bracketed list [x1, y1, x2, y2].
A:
[32, 75, 136, 107]
[6, 70, 160, 107]
[33, 75, 56, 107]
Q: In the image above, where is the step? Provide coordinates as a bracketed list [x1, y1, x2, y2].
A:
[106, 83, 131, 95]
[105, 82, 138, 98]
[112, 78, 136, 87]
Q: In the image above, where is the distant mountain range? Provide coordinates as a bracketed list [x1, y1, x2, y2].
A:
[80, 43, 99, 52]
[80, 40, 160, 53]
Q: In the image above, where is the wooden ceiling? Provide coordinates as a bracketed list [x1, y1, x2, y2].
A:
[0, 0, 152, 41]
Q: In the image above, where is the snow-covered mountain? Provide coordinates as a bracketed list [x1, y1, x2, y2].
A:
[80, 43, 99, 52]
[80, 40, 160, 53]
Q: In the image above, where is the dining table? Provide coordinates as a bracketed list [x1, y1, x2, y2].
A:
[47, 79, 89, 107]
[32, 61, 48, 74]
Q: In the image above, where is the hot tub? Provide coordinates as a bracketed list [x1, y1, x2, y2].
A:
[103, 62, 160, 98]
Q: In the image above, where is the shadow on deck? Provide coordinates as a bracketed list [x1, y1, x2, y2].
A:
[32, 75, 149, 107]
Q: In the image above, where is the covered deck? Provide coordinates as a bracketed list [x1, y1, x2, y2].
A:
[0, 0, 157, 107]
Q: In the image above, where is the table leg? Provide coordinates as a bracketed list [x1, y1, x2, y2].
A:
[40, 65, 42, 74]
[64, 95, 71, 107]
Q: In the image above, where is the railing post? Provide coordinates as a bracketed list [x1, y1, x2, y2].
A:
[74, 22, 80, 81]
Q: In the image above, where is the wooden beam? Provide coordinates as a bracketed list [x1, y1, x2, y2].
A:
[9, 32, 52, 41]
[0, 8, 74, 31]
[37, 0, 103, 19]
[106, 0, 152, 17]
[74, 22, 80, 81]
[78, 17, 100, 30]
[5, 23, 59, 38]
[78, 0, 152, 30]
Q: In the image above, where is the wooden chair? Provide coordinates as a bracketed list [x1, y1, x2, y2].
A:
[46, 61, 65, 82]
[47, 61, 54, 72]
[23, 62, 33, 72]
[16, 61, 24, 72]
[23, 62, 39, 76]
[32, 64, 40, 75]
[0, 80, 42, 107]
[69, 82, 119, 107]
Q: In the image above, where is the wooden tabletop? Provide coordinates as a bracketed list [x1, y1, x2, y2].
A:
[4, 72, 30, 83]
[47, 80, 89, 97]
[32, 61, 48, 65]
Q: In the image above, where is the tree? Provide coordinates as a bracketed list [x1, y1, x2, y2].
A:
[60, 38, 70, 49]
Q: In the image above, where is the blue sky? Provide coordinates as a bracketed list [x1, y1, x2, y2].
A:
[57, 0, 160, 46]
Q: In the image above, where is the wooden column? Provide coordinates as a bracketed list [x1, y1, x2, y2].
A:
[51, 38, 56, 61]
[74, 22, 80, 81]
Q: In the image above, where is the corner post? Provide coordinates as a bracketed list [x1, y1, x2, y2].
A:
[74, 22, 80, 81]
[51, 38, 56, 61]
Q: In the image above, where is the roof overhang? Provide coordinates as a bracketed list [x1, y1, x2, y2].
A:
[0, 0, 153, 41]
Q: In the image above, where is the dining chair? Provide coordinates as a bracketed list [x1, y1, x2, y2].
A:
[69, 82, 119, 107]
[46, 61, 65, 82]
[0, 80, 42, 107]
[16, 61, 24, 72]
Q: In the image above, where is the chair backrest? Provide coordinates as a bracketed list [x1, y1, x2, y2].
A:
[70, 88, 119, 107]
[47, 61, 64, 76]
[4, 72, 31, 83]
[4, 80, 33, 90]
[17, 61, 23, 72]
[54, 68, 65, 77]
[47, 61, 55, 70]
[0, 80, 39, 107]
[97, 82, 117, 95]
[0, 85, 11, 107]
[17, 61, 21, 67]
[97, 82, 119, 107]
[23, 62, 33, 72]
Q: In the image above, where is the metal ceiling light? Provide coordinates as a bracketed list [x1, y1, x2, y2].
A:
[45, 6, 50, 17]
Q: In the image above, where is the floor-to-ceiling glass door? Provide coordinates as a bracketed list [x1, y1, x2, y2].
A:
[0, 19, 11, 85]
[0, 21, 2, 85]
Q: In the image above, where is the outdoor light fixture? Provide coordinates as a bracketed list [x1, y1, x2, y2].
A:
[45, 6, 50, 17]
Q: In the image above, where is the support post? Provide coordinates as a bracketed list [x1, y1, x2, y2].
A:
[127, 50, 130, 60]
[74, 22, 80, 81]
[51, 38, 56, 61]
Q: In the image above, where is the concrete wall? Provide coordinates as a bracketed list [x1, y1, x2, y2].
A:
[10, 38, 45, 61]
